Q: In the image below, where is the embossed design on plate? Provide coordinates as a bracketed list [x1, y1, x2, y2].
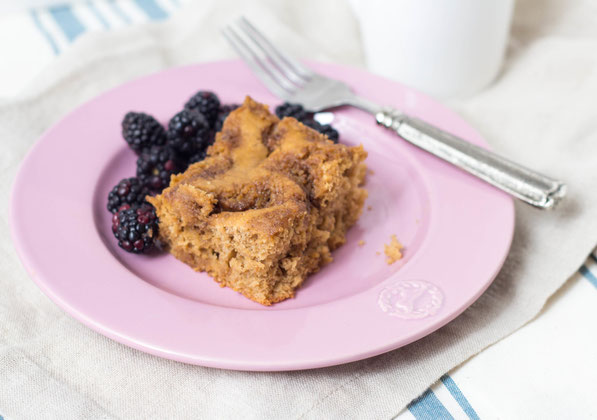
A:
[378, 280, 443, 319]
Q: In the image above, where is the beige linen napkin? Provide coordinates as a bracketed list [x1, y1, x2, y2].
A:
[2, 0, 597, 418]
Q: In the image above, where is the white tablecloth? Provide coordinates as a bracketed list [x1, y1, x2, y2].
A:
[1, 1, 597, 418]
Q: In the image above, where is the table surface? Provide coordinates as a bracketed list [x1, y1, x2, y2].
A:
[1, 2, 596, 419]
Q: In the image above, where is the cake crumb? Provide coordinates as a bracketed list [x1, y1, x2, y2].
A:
[368, 169, 375, 175]
[384, 235, 403, 265]
[376, 251, 381, 255]
[367, 205, 373, 211]
[358, 240, 365, 247]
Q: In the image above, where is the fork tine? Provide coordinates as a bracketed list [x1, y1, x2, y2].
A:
[238, 17, 314, 81]
[237, 17, 312, 85]
[224, 24, 300, 94]
[222, 26, 293, 100]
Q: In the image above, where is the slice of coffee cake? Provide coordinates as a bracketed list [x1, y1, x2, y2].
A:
[148, 96, 367, 305]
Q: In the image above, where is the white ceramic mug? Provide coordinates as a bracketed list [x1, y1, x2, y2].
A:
[350, 0, 515, 99]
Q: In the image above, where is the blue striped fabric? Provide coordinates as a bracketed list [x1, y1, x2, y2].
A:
[48, 4, 86, 42]
[134, 0, 168, 20]
[403, 375, 479, 420]
[85, 0, 111, 29]
[30, 0, 181, 55]
[30, 9, 60, 55]
[408, 389, 454, 419]
[580, 265, 597, 289]
[107, 0, 132, 24]
[441, 375, 480, 420]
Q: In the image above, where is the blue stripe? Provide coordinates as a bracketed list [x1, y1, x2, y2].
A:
[48, 5, 86, 42]
[408, 389, 454, 420]
[106, 0, 131, 24]
[580, 265, 597, 289]
[170, 0, 180, 5]
[133, 0, 169, 20]
[30, 10, 60, 55]
[86, 0, 111, 29]
[441, 375, 480, 420]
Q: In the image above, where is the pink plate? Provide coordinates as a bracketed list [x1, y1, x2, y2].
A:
[10, 60, 514, 371]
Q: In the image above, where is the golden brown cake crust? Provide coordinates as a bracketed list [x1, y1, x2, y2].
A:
[148, 96, 367, 305]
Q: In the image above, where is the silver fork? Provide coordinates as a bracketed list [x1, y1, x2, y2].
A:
[223, 17, 566, 209]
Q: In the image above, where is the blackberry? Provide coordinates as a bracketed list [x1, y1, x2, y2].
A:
[304, 120, 339, 143]
[122, 112, 166, 154]
[184, 91, 220, 128]
[275, 102, 310, 121]
[107, 177, 149, 213]
[275, 102, 341, 142]
[112, 203, 158, 253]
[167, 109, 210, 156]
[137, 145, 186, 192]
[214, 104, 240, 132]
[188, 148, 208, 164]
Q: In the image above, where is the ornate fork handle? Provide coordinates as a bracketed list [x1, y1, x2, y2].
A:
[376, 108, 567, 209]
